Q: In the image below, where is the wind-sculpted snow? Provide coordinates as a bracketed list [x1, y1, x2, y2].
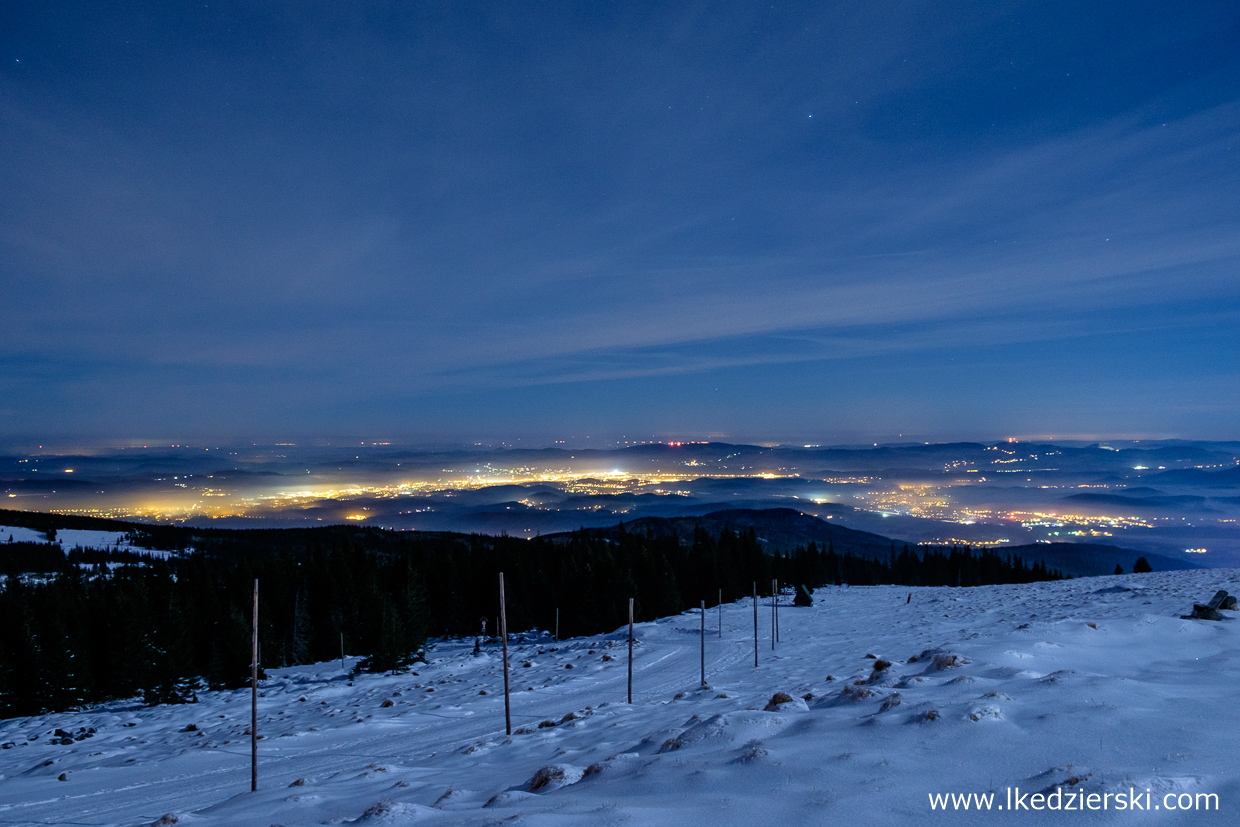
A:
[1, 569, 1237, 825]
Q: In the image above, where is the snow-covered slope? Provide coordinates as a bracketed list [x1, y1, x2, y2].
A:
[2, 569, 1237, 825]
[0, 525, 173, 557]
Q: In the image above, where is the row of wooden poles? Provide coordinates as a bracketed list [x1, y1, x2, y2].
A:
[246, 574, 786, 790]
[493, 573, 783, 735]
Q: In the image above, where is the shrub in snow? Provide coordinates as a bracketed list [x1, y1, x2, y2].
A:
[932, 653, 966, 670]
[880, 693, 902, 712]
[908, 648, 968, 670]
[766, 692, 794, 709]
[354, 799, 433, 821]
[867, 660, 898, 685]
[363, 800, 391, 815]
[485, 790, 540, 808]
[839, 684, 877, 701]
[151, 815, 179, 826]
[735, 739, 768, 763]
[525, 763, 585, 792]
[763, 692, 807, 712]
[768, 696, 809, 713]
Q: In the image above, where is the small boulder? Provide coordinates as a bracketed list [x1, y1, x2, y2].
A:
[1187, 604, 1224, 621]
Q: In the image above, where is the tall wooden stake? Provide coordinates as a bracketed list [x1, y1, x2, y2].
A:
[339, 631, 345, 671]
[700, 600, 706, 689]
[627, 598, 634, 704]
[499, 572, 511, 735]
[771, 579, 776, 650]
[775, 578, 780, 643]
[718, 588, 722, 638]
[555, 607, 559, 642]
[251, 579, 258, 792]
[752, 582, 758, 667]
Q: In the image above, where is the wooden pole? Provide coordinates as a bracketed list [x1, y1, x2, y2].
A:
[752, 582, 758, 667]
[718, 588, 722, 638]
[700, 599, 706, 689]
[627, 598, 634, 704]
[251, 579, 258, 792]
[771, 579, 776, 650]
[499, 572, 511, 736]
[339, 631, 345, 671]
[555, 607, 559, 642]
[775, 578, 780, 643]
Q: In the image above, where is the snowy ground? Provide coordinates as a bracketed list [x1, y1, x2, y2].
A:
[2, 569, 1238, 826]
[0, 526, 174, 558]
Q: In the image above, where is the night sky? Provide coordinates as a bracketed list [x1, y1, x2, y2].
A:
[2, 2, 1239, 446]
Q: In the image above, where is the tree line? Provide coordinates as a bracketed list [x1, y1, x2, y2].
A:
[0, 521, 1062, 718]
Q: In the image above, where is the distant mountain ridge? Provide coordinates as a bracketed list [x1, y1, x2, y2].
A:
[546, 507, 899, 561]
[545, 507, 1191, 578]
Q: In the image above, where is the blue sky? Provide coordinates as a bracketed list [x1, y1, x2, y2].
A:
[2, 1, 1238, 445]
